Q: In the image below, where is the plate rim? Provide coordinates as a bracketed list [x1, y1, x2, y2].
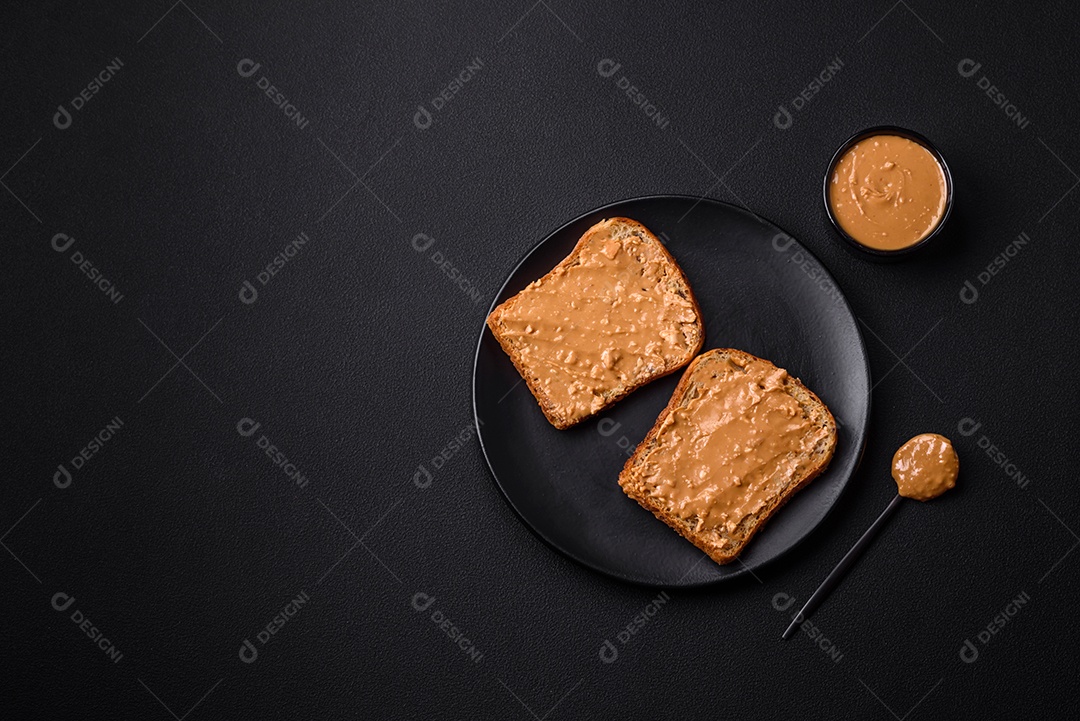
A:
[471, 194, 871, 587]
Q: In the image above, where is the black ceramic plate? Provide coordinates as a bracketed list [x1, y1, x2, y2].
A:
[473, 196, 870, 586]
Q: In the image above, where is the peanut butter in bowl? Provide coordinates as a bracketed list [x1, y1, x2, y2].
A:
[825, 127, 952, 259]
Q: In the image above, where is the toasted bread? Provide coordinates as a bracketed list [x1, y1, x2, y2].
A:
[487, 218, 704, 429]
[618, 348, 837, 565]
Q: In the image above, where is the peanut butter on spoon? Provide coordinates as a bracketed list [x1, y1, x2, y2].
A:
[782, 433, 960, 639]
[891, 433, 959, 501]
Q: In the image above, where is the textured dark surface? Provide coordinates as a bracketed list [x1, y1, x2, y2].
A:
[3, 1, 1078, 718]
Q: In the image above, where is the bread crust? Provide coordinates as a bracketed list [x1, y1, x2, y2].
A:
[617, 348, 838, 565]
[486, 217, 704, 429]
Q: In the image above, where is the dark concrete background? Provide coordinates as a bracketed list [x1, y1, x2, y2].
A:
[3, 1, 1078, 717]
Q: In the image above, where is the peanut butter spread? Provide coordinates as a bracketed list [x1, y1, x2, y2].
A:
[638, 356, 829, 534]
[828, 134, 947, 250]
[496, 225, 700, 425]
[892, 433, 958, 501]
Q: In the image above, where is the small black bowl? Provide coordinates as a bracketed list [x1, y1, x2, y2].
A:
[823, 125, 953, 262]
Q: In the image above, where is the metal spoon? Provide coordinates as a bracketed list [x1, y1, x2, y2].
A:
[782, 433, 959, 639]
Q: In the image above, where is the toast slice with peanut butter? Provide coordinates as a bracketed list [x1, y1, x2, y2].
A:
[618, 349, 837, 565]
[486, 217, 704, 429]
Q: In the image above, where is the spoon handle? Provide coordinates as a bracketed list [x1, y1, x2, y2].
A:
[781, 493, 904, 640]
